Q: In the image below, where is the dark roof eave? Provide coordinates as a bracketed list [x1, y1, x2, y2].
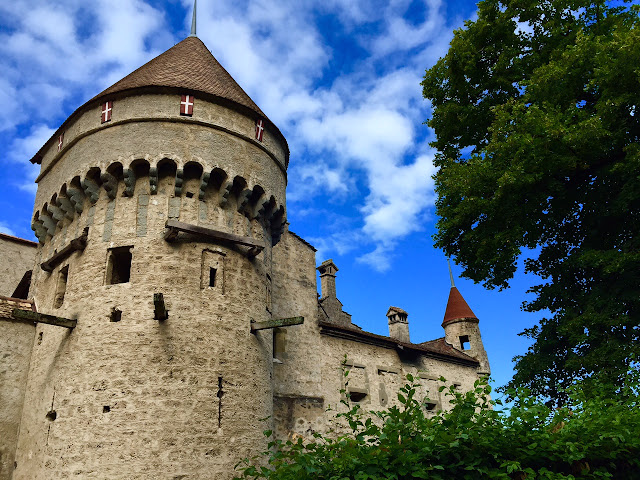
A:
[29, 85, 290, 167]
[318, 321, 479, 367]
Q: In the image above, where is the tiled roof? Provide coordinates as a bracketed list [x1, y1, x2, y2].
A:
[0, 296, 35, 319]
[443, 287, 478, 324]
[92, 36, 267, 118]
[0, 232, 38, 247]
[318, 320, 478, 365]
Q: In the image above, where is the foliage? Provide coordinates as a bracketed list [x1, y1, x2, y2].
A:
[234, 373, 640, 480]
[421, 0, 640, 403]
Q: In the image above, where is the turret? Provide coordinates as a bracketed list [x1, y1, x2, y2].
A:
[442, 274, 490, 376]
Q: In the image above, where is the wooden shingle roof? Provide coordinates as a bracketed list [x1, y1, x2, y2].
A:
[92, 36, 267, 118]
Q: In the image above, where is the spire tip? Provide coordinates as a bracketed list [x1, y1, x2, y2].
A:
[447, 258, 455, 288]
[189, 0, 197, 37]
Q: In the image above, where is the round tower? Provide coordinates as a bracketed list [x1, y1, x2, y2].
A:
[442, 286, 491, 377]
[14, 34, 287, 479]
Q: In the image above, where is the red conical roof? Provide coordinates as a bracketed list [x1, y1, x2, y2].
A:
[443, 287, 478, 324]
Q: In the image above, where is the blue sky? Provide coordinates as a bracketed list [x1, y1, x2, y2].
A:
[0, 0, 544, 392]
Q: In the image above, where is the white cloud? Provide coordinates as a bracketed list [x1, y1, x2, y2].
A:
[0, 221, 17, 236]
[0, 0, 464, 271]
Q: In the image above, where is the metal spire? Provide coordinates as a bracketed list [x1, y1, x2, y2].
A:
[447, 258, 455, 288]
[189, 0, 198, 37]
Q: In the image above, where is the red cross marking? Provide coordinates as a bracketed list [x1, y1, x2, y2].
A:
[181, 94, 194, 116]
[57, 133, 64, 152]
[255, 119, 264, 142]
[102, 101, 113, 123]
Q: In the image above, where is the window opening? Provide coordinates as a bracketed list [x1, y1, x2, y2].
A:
[53, 265, 69, 308]
[349, 391, 367, 402]
[209, 267, 217, 287]
[107, 247, 132, 284]
[459, 335, 470, 350]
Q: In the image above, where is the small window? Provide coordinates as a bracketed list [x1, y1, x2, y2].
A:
[201, 250, 224, 290]
[425, 401, 438, 411]
[53, 265, 69, 308]
[273, 328, 285, 363]
[459, 335, 470, 350]
[107, 247, 132, 285]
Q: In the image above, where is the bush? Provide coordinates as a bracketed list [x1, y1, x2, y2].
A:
[235, 373, 640, 479]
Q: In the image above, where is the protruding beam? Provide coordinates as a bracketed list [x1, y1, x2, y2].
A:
[40, 227, 88, 272]
[164, 220, 264, 253]
[251, 316, 304, 332]
[12, 309, 77, 329]
[154, 293, 168, 321]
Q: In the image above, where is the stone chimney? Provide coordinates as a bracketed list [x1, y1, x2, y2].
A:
[387, 306, 410, 343]
[317, 259, 338, 299]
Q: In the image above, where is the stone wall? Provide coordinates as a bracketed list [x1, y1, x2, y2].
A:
[0, 298, 35, 480]
[0, 234, 37, 297]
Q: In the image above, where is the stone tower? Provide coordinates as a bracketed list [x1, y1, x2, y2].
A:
[442, 286, 490, 376]
[14, 34, 287, 479]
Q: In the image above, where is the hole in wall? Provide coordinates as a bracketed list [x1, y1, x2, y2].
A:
[185, 191, 194, 198]
[459, 335, 470, 350]
[425, 402, 438, 411]
[110, 308, 122, 323]
[349, 391, 367, 403]
[38, 332, 43, 345]
[103, 406, 111, 413]
[46, 410, 57, 421]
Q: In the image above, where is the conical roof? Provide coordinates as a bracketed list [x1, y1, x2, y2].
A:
[92, 36, 266, 118]
[442, 287, 478, 324]
[31, 36, 288, 165]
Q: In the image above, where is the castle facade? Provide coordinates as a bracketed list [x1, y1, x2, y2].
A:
[0, 33, 489, 480]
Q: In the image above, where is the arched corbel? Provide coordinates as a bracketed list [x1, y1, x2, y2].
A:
[100, 172, 118, 200]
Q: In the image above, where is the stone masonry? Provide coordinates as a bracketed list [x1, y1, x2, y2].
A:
[0, 33, 490, 480]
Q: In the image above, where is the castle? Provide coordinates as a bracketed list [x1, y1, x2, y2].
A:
[0, 19, 490, 480]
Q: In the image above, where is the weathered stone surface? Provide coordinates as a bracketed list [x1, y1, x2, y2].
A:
[0, 234, 37, 297]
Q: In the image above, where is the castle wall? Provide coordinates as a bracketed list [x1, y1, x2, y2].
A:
[0, 298, 35, 480]
[15, 92, 286, 479]
[0, 234, 37, 297]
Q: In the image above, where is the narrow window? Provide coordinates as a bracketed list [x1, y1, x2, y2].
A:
[201, 250, 224, 290]
[53, 265, 69, 308]
[209, 267, 217, 287]
[273, 328, 285, 363]
[459, 335, 470, 350]
[106, 247, 132, 285]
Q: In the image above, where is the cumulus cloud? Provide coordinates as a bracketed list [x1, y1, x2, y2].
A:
[0, 0, 463, 271]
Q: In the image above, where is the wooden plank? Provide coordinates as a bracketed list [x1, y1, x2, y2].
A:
[41, 227, 88, 272]
[164, 220, 264, 250]
[251, 316, 304, 332]
[12, 309, 77, 329]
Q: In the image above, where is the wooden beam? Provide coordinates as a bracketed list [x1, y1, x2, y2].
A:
[154, 293, 168, 321]
[41, 227, 88, 272]
[251, 316, 304, 332]
[12, 309, 77, 329]
[164, 220, 264, 251]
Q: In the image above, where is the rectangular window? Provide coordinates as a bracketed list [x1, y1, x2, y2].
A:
[459, 335, 470, 350]
[201, 249, 225, 291]
[106, 246, 132, 285]
[53, 265, 69, 308]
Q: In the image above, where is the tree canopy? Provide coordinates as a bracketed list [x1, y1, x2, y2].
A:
[422, 0, 640, 404]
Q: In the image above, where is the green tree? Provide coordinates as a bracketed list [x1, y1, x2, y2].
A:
[421, 0, 640, 404]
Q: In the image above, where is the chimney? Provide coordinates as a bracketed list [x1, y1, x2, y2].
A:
[317, 259, 338, 299]
[387, 306, 410, 343]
